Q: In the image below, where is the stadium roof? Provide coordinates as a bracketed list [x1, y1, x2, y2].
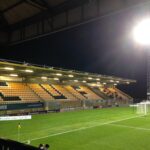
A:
[0, 0, 87, 28]
[0, 59, 136, 86]
[0, 0, 149, 46]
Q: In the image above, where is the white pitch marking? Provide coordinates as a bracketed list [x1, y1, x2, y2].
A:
[29, 115, 143, 142]
[109, 123, 150, 131]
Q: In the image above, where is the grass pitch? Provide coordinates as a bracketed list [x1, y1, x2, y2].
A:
[0, 107, 150, 150]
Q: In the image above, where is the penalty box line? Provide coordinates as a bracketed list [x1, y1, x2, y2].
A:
[29, 115, 143, 142]
[109, 123, 150, 131]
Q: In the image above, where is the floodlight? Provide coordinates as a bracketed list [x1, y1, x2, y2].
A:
[25, 69, 33, 73]
[88, 77, 92, 80]
[91, 83, 96, 86]
[10, 74, 18, 77]
[134, 19, 150, 100]
[54, 78, 59, 81]
[96, 78, 100, 81]
[56, 73, 62, 76]
[74, 80, 78, 82]
[133, 19, 150, 45]
[68, 74, 74, 78]
[4, 67, 14, 71]
[82, 80, 87, 83]
[41, 76, 47, 80]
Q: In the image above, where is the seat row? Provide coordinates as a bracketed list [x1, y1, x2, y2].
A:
[0, 82, 102, 102]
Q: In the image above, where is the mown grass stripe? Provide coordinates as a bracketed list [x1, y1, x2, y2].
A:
[29, 115, 143, 142]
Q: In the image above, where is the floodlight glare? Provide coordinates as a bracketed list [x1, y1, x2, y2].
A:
[56, 73, 62, 76]
[133, 19, 150, 45]
[4, 67, 14, 71]
[41, 76, 47, 80]
[25, 69, 33, 73]
[74, 80, 78, 82]
[10, 74, 18, 77]
[96, 78, 100, 81]
[54, 78, 59, 81]
[68, 74, 74, 78]
[110, 80, 114, 82]
[91, 84, 96, 87]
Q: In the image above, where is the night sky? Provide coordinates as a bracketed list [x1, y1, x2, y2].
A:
[0, 5, 148, 100]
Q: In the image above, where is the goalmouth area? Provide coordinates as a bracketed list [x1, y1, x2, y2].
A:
[0, 107, 150, 150]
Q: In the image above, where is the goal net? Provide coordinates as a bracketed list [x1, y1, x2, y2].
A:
[136, 101, 150, 115]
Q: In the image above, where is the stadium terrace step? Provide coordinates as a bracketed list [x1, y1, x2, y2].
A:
[72, 86, 87, 98]
[41, 84, 66, 99]
[0, 92, 21, 101]
[89, 87, 109, 100]
[51, 85, 76, 100]
[64, 85, 86, 100]
[0, 82, 7, 86]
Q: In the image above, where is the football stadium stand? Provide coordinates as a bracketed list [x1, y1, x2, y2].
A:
[64, 85, 86, 100]
[0, 59, 136, 115]
[0, 82, 41, 102]
[28, 83, 53, 101]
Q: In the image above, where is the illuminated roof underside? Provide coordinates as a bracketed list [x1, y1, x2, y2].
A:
[0, 59, 136, 86]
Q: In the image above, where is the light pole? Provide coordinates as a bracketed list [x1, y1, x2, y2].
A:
[133, 18, 150, 100]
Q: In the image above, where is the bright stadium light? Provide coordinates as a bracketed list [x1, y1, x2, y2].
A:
[25, 69, 33, 73]
[88, 77, 93, 80]
[41, 76, 47, 80]
[96, 78, 100, 81]
[133, 18, 150, 100]
[68, 74, 74, 78]
[91, 83, 96, 87]
[54, 78, 59, 81]
[74, 80, 78, 82]
[133, 19, 150, 45]
[10, 74, 18, 77]
[56, 73, 62, 76]
[4, 67, 14, 71]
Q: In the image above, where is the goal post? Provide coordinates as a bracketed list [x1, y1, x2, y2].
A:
[136, 101, 150, 115]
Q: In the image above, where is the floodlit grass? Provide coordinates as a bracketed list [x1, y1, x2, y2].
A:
[1, 107, 150, 150]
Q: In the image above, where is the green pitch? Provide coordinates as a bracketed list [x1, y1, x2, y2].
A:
[0, 107, 150, 150]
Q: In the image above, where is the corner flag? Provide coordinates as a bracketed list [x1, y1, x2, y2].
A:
[17, 123, 21, 141]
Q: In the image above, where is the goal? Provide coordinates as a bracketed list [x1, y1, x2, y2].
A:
[137, 101, 150, 115]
